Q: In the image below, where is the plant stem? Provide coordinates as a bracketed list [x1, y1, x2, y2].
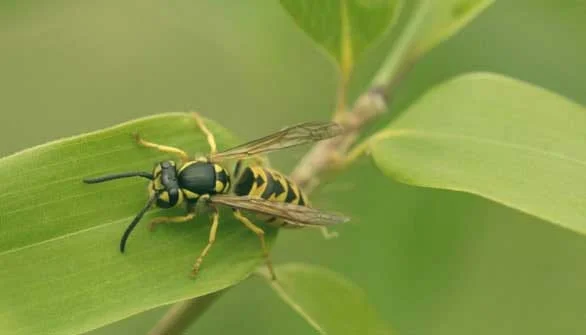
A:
[289, 1, 431, 190]
[147, 290, 225, 335]
[371, 0, 430, 90]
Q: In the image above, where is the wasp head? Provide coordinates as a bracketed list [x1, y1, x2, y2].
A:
[150, 160, 184, 208]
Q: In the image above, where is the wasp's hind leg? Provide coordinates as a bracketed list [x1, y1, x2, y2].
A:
[192, 112, 217, 155]
[319, 226, 339, 239]
[191, 207, 220, 277]
[133, 133, 189, 163]
[233, 210, 276, 280]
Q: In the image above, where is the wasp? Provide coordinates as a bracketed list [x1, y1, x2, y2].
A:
[83, 113, 349, 280]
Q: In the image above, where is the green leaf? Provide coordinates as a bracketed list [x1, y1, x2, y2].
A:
[260, 263, 392, 334]
[279, 0, 403, 75]
[0, 113, 277, 334]
[414, 0, 494, 56]
[368, 73, 586, 235]
[372, 0, 493, 87]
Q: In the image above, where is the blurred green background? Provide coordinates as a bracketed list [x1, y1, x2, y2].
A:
[1, 1, 585, 334]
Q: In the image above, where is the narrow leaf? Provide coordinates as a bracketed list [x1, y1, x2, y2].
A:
[260, 263, 392, 334]
[372, 0, 493, 87]
[414, 0, 494, 56]
[368, 73, 586, 235]
[0, 114, 277, 334]
[279, 0, 403, 74]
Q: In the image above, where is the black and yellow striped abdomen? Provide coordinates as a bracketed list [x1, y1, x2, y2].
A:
[233, 166, 308, 212]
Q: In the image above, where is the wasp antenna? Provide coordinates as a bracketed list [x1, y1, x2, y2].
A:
[119, 193, 160, 253]
[83, 171, 153, 184]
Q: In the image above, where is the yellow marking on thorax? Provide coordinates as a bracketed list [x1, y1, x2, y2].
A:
[178, 161, 194, 173]
[182, 189, 200, 200]
[215, 180, 225, 192]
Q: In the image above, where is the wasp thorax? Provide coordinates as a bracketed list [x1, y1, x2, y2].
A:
[149, 160, 184, 208]
[177, 160, 230, 201]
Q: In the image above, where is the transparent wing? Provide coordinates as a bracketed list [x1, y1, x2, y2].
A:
[210, 122, 344, 161]
[208, 194, 350, 226]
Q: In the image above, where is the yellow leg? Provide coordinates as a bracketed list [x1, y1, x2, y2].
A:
[133, 133, 189, 163]
[191, 209, 220, 277]
[192, 112, 217, 155]
[233, 210, 277, 280]
[320, 226, 339, 240]
[147, 212, 196, 231]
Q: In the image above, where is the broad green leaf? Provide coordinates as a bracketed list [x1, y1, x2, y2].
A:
[373, 0, 493, 87]
[368, 73, 586, 235]
[0, 114, 277, 335]
[279, 0, 403, 75]
[260, 263, 392, 334]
